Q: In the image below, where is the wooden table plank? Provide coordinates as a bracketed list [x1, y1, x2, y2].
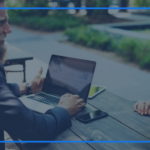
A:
[69, 104, 150, 150]
[24, 130, 94, 150]
[87, 91, 150, 139]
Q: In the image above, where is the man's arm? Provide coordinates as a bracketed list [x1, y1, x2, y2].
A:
[7, 83, 21, 97]
[0, 64, 85, 140]
[9, 67, 45, 97]
[7, 67, 44, 97]
[0, 82, 72, 140]
[0, 69, 71, 141]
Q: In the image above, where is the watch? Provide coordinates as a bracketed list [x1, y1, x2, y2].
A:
[27, 83, 32, 95]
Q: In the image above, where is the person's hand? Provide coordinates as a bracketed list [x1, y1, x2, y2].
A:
[31, 67, 45, 94]
[133, 101, 150, 116]
[58, 93, 86, 116]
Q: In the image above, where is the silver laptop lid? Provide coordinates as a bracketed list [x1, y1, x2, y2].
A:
[42, 55, 96, 102]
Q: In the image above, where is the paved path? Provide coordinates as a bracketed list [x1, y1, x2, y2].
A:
[113, 12, 150, 21]
[6, 26, 150, 102]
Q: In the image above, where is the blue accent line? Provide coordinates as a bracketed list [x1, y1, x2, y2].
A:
[0, 141, 150, 143]
[1, 7, 150, 9]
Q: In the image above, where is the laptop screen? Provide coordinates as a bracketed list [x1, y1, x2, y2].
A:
[42, 55, 96, 101]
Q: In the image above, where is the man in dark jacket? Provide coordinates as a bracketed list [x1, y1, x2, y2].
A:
[0, 0, 85, 149]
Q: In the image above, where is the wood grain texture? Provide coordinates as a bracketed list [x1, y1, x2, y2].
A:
[24, 130, 94, 150]
[18, 90, 150, 150]
[88, 91, 150, 139]
[70, 104, 150, 150]
[24, 98, 150, 150]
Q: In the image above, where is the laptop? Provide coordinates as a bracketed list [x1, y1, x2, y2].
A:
[20, 55, 96, 113]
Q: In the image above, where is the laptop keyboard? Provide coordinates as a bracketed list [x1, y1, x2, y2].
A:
[27, 93, 60, 106]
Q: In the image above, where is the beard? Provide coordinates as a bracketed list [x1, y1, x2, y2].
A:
[0, 42, 7, 64]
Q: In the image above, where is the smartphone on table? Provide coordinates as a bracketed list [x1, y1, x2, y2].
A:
[76, 110, 108, 124]
[88, 85, 106, 99]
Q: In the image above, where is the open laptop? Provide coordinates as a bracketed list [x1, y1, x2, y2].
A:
[20, 55, 96, 113]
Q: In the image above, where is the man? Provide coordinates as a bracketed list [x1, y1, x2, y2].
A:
[0, 0, 85, 149]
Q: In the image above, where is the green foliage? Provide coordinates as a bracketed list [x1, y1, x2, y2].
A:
[116, 38, 140, 61]
[71, 0, 81, 7]
[117, 39, 150, 68]
[6, 0, 49, 7]
[25, 0, 49, 7]
[120, 0, 129, 7]
[7, 0, 87, 31]
[136, 42, 150, 68]
[133, 0, 150, 7]
[8, 13, 87, 31]
[70, 0, 81, 13]
[85, 0, 110, 17]
[7, 0, 49, 17]
[64, 27, 150, 69]
[6, 0, 22, 7]
[64, 27, 114, 51]
[57, 0, 69, 7]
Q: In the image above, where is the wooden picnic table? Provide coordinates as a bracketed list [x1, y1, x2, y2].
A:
[24, 89, 150, 150]
[4, 43, 33, 82]
[3, 46, 150, 150]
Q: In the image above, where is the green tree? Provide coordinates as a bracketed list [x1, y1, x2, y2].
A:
[71, 0, 82, 13]
[133, 0, 150, 6]
[26, 0, 49, 7]
[8, 0, 49, 17]
[58, 0, 69, 7]
[119, 0, 129, 12]
[85, 0, 110, 17]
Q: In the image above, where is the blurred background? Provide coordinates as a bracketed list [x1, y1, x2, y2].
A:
[4, 0, 150, 102]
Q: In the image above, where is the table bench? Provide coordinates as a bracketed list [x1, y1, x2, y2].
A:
[4, 43, 33, 82]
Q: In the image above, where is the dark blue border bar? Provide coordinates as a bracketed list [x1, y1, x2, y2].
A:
[1, 7, 150, 9]
[1, 141, 150, 143]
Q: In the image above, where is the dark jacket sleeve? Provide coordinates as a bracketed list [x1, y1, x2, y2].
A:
[7, 83, 21, 97]
[0, 62, 72, 141]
